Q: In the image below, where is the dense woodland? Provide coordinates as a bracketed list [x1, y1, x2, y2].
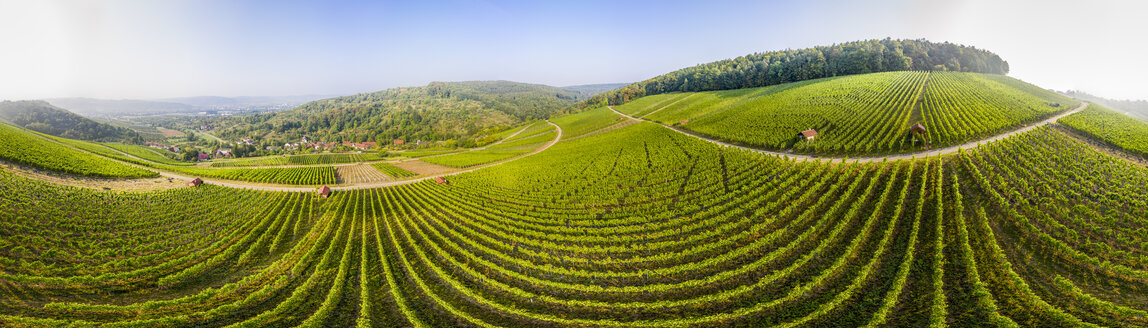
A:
[200, 81, 606, 147]
[590, 39, 1010, 106]
[0, 100, 140, 142]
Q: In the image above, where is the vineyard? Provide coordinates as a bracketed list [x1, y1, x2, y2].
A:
[421, 122, 558, 168]
[372, 162, 418, 178]
[1058, 104, 1148, 158]
[0, 123, 157, 178]
[615, 71, 1079, 155]
[212, 153, 385, 167]
[1, 117, 1145, 327]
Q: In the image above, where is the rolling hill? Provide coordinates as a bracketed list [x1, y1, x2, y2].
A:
[199, 81, 611, 148]
[0, 100, 140, 142]
[613, 71, 1079, 155]
[2, 39, 1148, 328]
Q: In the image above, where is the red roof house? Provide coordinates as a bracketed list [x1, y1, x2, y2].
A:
[910, 124, 927, 135]
[394, 139, 405, 145]
[318, 186, 331, 198]
[798, 129, 819, 140]
[188, 178, 203, 187]
[435, 176, 448, 185]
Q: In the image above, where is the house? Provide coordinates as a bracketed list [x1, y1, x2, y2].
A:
[188, 178, 203, 187]
[318, 186, 331, 198]
[435, 176, 448, 185]
[361, 142, 377, 149]
[301, 136, 310, 143]
[265, 146, 281, 151]
[394, 139, 405, 145]
[197, 153, 211, 161]
[240, 138, 255, 145]
[216, 149, 232, 158]
[910, 124, 927, 136]
[798, 129, 818, 141]
[679, 120, 688, 125]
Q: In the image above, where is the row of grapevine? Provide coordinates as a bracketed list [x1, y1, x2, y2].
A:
[614, 71, 1079, 156]
[0, 122, 157, 178]
[1058, 104, 1148, 158]
[1, 118, 1145, 326]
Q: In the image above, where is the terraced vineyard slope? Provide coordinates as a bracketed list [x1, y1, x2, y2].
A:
[2, 117, 1146, 327]
[1059, 104, 1148, 158]
[0, 123, 157, 178]
[615, 71, 1078, 155]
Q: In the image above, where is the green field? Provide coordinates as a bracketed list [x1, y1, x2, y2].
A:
[2, 118, 1146, 326]
[34, 134, 339, 185]
[102, 143, 193, 166]
[1059, 104, 1148, 158]
[617, 71, 1079, 155]
[0, 123, 157, 178]
[420, 124, 556, 168]
[371, 162, 418, 178]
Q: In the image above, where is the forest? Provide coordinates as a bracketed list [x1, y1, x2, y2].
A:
[589, 39, 1010, 106]
[197, 81, 606, 148]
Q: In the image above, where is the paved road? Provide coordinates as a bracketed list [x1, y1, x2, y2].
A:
[159, 120, 564, 192]
[608, 102, 1087, 163]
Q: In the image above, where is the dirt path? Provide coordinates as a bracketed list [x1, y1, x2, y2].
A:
[608, 103, 1087, 163]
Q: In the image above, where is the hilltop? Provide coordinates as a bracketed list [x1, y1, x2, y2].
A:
[589, 39, 1009, 107]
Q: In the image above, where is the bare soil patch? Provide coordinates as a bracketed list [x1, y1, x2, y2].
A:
[394, 160, 456, 176]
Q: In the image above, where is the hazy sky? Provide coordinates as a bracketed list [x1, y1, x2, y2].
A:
[1, 0, 1146, 100]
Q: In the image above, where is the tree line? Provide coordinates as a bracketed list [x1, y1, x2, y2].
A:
[586, 39, 1010, 107]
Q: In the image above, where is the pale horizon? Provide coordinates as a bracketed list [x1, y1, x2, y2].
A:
[2, 0, 1146, 101]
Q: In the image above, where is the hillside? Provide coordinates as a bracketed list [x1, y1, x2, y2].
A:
[590, 39, 1009, 106]
[0, 100, 140, 142]
[1061, 90, 1148, 121]
[613, 71, 1078, 155]
[3, 111, 1148, 326]
[203, 81, 593, 147]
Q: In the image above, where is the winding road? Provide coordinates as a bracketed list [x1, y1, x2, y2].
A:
[608, 102, 1087, 163]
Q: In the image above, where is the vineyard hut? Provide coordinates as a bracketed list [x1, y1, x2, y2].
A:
[911, 124, 927, 135]
[318, 186, 331, 198]
[798, 129, 818, 140]
[435, 176, 448, 185]
[679, 120, 688, 125]
[394, 139, 405, 145]
[188, 178, 203, 187]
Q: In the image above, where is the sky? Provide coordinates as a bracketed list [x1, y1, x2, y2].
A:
[1, 0, 1146, 100]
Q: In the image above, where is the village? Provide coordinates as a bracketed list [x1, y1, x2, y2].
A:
[142, 135, 415, 162]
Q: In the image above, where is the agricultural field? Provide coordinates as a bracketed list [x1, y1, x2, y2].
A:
[2, 118, 1146, 327]
[0, 123, 157, 178]
[617, 71, 1079, 155]
[166, 165, 338, 185]
[548, 106, 628, 139]
[212, 153, 384, 167]
[421, 124, 557, 168]
[372, 162, 418, 178]
[30, 133, 339, 186]
[1058, 104, 1148, 158]
[102, 143, 192, 166]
